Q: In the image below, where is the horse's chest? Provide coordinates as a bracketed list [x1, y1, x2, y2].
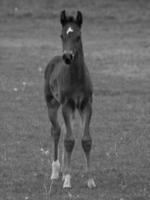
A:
[49, 67, 92, 104]
[50, 78, 90, 104]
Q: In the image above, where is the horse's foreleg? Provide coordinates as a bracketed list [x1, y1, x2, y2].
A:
[47, 99, 61, 180]
[62, 103, 75, 188]
[80, 101, 96, 188]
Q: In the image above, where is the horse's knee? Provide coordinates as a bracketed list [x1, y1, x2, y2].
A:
[64, 138, 75, 153]
[51, 126, 61, 141]
[81, 138, 92, 153]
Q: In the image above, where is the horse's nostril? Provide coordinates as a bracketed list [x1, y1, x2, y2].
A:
[70, 54, 73, 60]
[62, 54, 66, 61]
[63, 53, 73, 65]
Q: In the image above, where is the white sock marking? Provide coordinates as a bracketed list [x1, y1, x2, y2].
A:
[63, 174, 71, 188]
[87, 178, 96, 188]
[51, 160, 60, 180]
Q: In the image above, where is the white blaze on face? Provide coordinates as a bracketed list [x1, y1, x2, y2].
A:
[66, 27, 74, 35]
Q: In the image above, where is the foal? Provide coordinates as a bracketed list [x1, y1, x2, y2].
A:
[44, 10, 96, 188]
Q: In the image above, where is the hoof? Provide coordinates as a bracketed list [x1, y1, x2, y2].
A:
[87, 178, 96, 189]
[51, 160, 60, 180]
[63, 174, 71, 188]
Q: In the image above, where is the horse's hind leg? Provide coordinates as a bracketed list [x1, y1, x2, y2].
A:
[45, 94, 61, 180]
[79, 100, 96, 188]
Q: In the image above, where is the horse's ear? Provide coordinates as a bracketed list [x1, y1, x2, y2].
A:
[76, 10, 83, 28]
[60, 10, 66, 26]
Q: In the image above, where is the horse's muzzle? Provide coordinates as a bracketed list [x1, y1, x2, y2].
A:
[62, 51, 74, 65]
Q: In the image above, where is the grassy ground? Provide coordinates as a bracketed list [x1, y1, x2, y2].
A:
[1, 1, 150, 199]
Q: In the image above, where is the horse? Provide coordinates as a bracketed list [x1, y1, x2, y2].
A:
[44, 10, 96, 189]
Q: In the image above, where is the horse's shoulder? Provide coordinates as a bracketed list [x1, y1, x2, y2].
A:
[44, 56, 63, 79]
[83, 64, 93, 91]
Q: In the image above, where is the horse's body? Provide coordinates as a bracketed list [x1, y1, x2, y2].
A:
[45, 55, 92, 106]
[44, 10, 96, 188]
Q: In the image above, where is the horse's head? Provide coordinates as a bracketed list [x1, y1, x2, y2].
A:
[60, 10, 83, 65]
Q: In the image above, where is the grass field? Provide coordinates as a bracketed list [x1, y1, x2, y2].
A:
[1, 0, 150, 199]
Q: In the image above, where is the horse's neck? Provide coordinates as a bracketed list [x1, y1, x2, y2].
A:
[70, 46, 85, 83]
